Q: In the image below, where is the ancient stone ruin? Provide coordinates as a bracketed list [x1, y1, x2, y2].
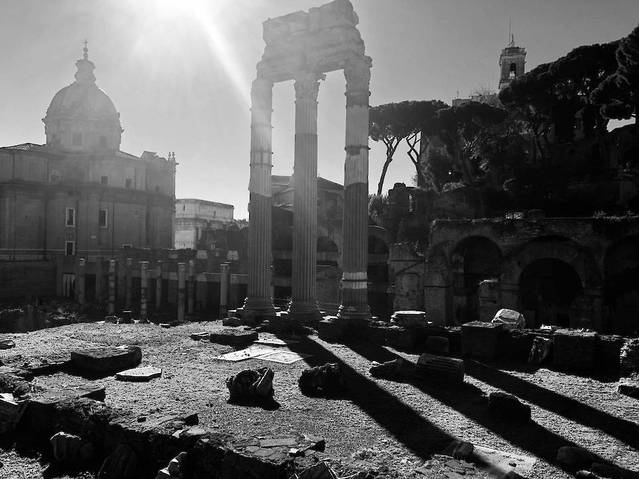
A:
[243, 0, 372, 325]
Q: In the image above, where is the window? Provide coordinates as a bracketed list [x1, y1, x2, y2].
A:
[99, 208, 108, 228]
[65, 207, 76, 227]
[100, 176, 108, 185]
[65, 241, 76, 256]
[122, 243, 132, 249]
[72, 133, 82, 146]
[509, 63, 517, 79]
[125, 178, 133, 189]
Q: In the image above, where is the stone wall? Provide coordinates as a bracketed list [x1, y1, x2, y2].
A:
[0, 261, 56, 300]
[390, 216, 639, 334]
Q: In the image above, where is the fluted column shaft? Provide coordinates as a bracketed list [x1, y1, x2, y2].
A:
[107, 259, 116, 315]
[338, 57, 372, 321]
[140, 261, 148, 321]
[244, 78, 276, 319]
[177, 262, 185, 323]
[289, 72, 324, 323]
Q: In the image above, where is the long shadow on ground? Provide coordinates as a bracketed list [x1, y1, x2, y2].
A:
[275, 333, 456, 460]
[465, 360, 639, 451]
[340, 339, 639, 478]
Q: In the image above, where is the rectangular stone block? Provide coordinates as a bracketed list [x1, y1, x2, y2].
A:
[461, 321, 503, 359]
[552, 329, 597, 372]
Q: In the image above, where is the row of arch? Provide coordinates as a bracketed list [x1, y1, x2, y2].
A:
[426, 234, 639, 334]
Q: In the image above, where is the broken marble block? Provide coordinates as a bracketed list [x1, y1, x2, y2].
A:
[298, 363, 346, 397]
[210, 329, 258, 347]
[416, 353, 465, 384]
[116, 366, 162, 382]
[71, 345, 142, 376]
[488, 392, 531, 424]
[369, 358, 416, 380]
[226, 367, 274, 403]
[391, 310, 427, 328]
[50, 431, 94, 464]
[491, 309, 526, 330]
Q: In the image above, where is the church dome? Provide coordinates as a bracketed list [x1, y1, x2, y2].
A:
[43, 43, 123, 152]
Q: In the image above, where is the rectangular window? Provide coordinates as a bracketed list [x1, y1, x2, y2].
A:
[99, 208, 108, 228]
[65, 241, 76, 256]
[72, 133, 82, 146]
[125, 178, 133, 189]
[65, 207, 76, 227]
[100, 175, 108, 185]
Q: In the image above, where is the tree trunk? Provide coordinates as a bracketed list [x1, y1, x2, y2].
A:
[377, 157, 393, 196]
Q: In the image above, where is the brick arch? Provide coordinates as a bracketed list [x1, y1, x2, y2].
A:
[504, 237, 602, 290]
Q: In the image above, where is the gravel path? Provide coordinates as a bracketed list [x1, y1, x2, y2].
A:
[0, 322, 637, 479]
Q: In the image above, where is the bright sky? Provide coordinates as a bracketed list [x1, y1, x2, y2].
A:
[1, 0, 637, 218]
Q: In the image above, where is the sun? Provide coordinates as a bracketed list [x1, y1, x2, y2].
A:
[130, 0, 251, 105]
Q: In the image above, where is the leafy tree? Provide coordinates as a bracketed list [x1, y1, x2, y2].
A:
[369, 103, 407, 196]
[435, 102, 508, 184]
[369, 100, 448, 192]
[550, 40, 620, 135]
[592, 24, 639, 125]
[401, 100, 448, 188]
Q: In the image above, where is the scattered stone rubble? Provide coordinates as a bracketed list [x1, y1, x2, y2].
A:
[210, 328, 258, 347]
[226, 366, 275, 404]
[298, 363, 347, 397]
[369, 358, 415, 380]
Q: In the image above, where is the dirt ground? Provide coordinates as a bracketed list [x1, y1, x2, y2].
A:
[0, 322, 638, 479]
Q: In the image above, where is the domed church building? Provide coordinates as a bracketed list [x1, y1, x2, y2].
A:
[0, 45, 175, 296]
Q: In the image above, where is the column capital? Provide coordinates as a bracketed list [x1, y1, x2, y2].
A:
[251, 77, 273, 110]
[344, 56, 371, 107]
[294, 71, 325, 102]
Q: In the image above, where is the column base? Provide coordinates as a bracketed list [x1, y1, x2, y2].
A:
[288, 300, 322, 326]
[319, 315, 370, 343]
[242, 296, 276, 323]
[337, 303, 371, 322]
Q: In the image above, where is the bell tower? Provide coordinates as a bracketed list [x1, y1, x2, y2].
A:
[499, 34, 526, 90]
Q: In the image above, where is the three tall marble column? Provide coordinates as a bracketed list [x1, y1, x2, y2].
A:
[245, 57, 372, 326]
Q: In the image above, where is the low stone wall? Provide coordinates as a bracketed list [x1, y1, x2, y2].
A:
[0, 260, 56, 300]
[363, 321, 633, 376]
